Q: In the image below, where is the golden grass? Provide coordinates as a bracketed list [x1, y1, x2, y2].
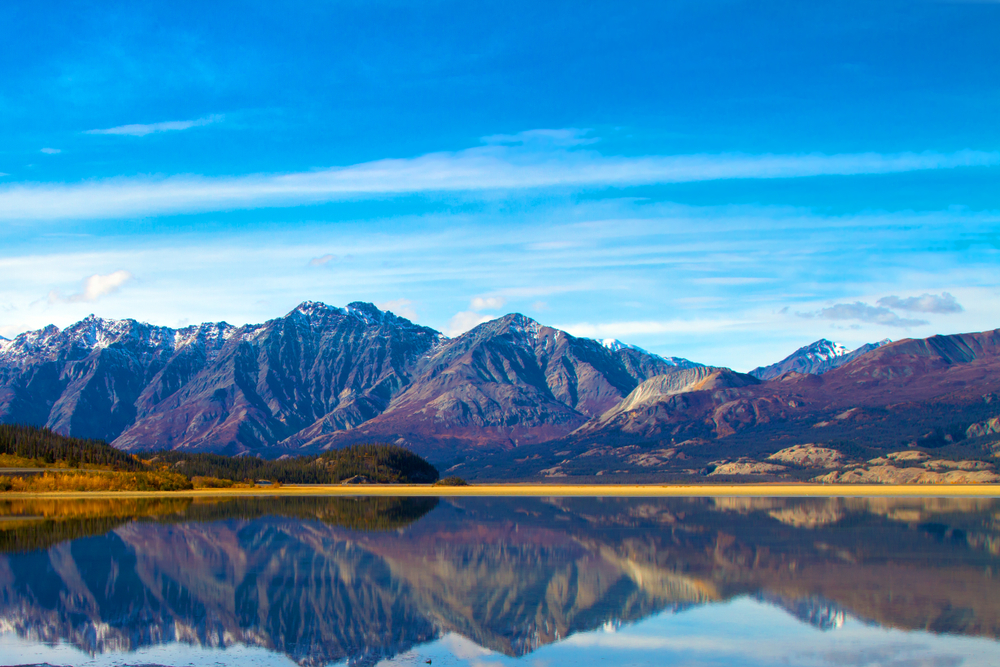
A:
[0, 469, 192, 492]
[2, 482, 999, 498]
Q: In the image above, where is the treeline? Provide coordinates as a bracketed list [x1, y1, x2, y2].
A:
[0, 424, 144, 471]
[0, 424, 440, 485]
[150, 443, 440, 484]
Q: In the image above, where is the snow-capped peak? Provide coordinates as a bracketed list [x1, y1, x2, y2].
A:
[290, 301, 344, 321]
[750, 337, 891, 380]
[799, 339, 849, 363]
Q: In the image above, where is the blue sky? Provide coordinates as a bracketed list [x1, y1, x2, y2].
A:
[1, 0, 998, 369]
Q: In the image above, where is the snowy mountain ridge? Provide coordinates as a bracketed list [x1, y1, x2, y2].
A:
[750, 338, 891, 380]
[600, 338, 701, 368]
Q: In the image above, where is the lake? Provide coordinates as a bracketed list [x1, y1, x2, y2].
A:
[0, 494, 998, 666]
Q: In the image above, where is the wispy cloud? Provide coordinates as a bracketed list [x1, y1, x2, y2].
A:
[877, 292, 963, 314]
[40, 148, 61, 154]
[308, 253, 336, 267]
[481, 128, 598, 147]
[1, 139, 996, 221]
[47, 270, 134, 304]
[799, 302, 929, 328]
[85, 114, 222, 137]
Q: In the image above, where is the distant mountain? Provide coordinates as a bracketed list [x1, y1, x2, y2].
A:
[575, 329, 1000, 444]
[749, 338, 890, 380]
[0, 303, 696, 460]
[462, 328, 1000, 480]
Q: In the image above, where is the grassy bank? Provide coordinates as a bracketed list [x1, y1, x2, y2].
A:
[2, 482, 999, 498]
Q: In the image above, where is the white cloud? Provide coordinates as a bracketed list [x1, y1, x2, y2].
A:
[877, 292, 963, 314]
[798, 302, 928, 328]
[85, 115, 222, 137]
[446, 311, 494, 336]
[40, 148, 61, 154]
[47, 270, 134, 304]
[470, 296, 505, 310]
[1, 140, 996, 221]
[375, 298, 418, 321]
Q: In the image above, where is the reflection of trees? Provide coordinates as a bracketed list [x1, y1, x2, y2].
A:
[0, 496, 439, 554]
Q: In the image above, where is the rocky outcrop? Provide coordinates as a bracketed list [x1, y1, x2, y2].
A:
[967, 416, 1000, 439]
[709, 459, 787, 476]
[767, 444, 844, 468]
[814, 453, 1000, 484]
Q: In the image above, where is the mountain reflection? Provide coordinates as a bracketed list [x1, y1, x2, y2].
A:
[0, 495, 997, 666]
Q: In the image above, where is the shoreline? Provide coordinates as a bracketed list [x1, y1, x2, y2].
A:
[1, 483, 999, 499]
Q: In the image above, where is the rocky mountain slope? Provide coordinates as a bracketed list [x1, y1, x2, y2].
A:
[0, 304, 694, 459]
[292, 314, 693, 460]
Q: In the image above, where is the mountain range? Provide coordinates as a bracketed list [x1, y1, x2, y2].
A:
[2, 302, 999, 478]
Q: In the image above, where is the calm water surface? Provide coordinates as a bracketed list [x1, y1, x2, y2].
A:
[0, 495, 998, 666]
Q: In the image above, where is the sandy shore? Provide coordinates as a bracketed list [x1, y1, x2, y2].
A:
[2, 483, 1000, 499]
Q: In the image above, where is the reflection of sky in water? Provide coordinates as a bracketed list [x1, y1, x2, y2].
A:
[5, 597, 996, 667]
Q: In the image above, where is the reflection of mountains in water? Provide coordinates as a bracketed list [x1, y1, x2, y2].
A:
[0, 496, 998, 665]
[756, 593, 848, 630]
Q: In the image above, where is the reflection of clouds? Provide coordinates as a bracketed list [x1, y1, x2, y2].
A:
[438, 632, 495, 659]
[810, 642, 962, 667]
[563, 633, 737, 651]
[552, 599, 996, 667]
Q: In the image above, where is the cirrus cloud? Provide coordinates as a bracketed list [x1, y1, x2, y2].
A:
[85, 115, 222, 137]
[1, 141, 997, 221]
